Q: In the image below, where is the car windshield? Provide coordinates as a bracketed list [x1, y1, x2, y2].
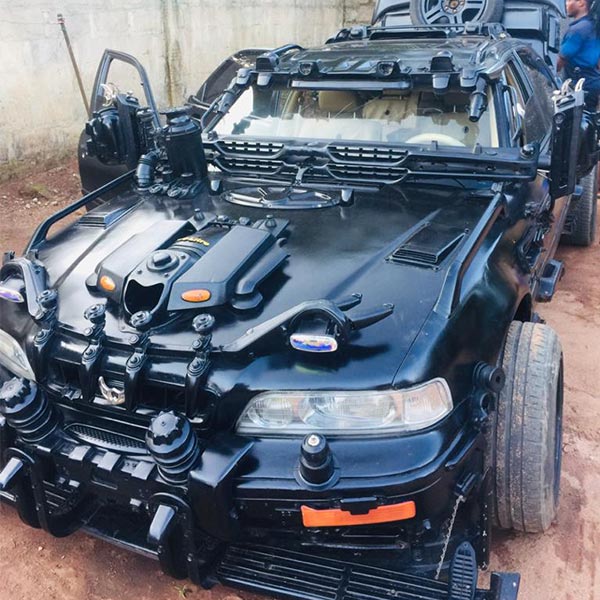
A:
[212, 83, 495, 148]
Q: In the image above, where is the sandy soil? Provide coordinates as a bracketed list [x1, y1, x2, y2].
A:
[0, 164, 598, 600]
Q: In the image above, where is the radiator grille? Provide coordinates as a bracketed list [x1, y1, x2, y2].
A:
[65, 423, 147, 454]
[218, 545, 451, 600]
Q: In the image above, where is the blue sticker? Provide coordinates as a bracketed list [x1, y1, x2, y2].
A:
[290, 334, 338, 353]
[0, 286, 24, 303]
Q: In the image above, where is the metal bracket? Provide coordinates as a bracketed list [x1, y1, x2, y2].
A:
[185, 315, 215, 419]
[124, 311, 152, 410]
[79, 304, 107, 402]
[31, 289, 59, 382]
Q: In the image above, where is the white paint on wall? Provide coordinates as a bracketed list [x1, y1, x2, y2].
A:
[0, 0, 373, 164]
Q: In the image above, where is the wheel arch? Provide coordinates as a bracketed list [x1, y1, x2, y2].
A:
[513, 293, 533, 323]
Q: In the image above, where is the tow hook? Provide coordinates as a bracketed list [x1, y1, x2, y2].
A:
[456, 472, 478, 500]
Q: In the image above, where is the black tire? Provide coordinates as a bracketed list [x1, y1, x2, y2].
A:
[562, 163, 598, 247]
[410, 0, 504, 26]
[491, 321, 564, 533]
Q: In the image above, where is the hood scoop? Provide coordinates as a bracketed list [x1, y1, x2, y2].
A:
[92, 214, 289, 318]
[387, 221, 465, 268]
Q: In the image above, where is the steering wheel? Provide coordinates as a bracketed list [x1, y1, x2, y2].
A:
[404, 133, 466, 147]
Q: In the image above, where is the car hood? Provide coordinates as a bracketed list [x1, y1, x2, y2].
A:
[34, 183, 489, 390]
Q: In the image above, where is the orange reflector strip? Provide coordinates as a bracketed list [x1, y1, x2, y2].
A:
[181, 289, 212, 303]
[301, 501, 416, 528]
[99, 275, 116, 292]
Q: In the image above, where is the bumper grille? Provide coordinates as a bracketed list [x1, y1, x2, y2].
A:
[217, 545, 451, 600]
[65, 423, 147, 454]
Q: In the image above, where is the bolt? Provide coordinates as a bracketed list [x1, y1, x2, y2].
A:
[307, 434, 321, 448]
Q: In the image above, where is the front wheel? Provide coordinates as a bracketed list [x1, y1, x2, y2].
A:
[491, 321, 564, 533]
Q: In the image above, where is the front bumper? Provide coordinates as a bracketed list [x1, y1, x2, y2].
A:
[0, 384, 519, 600]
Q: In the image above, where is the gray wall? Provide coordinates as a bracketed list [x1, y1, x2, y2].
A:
[0, 0, 373, 169]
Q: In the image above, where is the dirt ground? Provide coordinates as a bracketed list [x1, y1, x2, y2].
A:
[0, 163, 598, 600]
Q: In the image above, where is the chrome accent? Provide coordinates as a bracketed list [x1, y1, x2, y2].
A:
[98, 376, 126, 406]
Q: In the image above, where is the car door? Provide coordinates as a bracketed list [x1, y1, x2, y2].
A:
[79, 48, 268, 195]
[505, 48, 573, 289]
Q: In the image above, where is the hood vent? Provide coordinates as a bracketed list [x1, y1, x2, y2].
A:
[388, 223, 465, 268]
[79, 202, 139, 229]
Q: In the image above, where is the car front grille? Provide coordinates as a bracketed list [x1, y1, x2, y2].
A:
[65, 423, 147, 454]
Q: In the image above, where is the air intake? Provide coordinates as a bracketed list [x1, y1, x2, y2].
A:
[388, 224, 465, 268]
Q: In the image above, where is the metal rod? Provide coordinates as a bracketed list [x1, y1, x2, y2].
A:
[57, 13, 90, 117]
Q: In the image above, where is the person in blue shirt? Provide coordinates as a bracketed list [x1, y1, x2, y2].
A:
[558, 0, 600, 110]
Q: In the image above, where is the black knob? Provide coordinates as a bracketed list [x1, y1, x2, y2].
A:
[0, 377, 31, 409]
[474, 363, 506, 394]
[146, 411, 201, 485]
[147, 411, 186, 447]
[0, 377, 58, 443]
[299, 433, 334, 485]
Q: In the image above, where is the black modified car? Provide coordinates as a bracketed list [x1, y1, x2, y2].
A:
[0, 1, 598, 599]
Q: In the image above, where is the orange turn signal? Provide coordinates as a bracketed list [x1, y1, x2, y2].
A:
[181, 289, 212, 303]
[99, 275, 116, 292]
[301, 501, 416, 528]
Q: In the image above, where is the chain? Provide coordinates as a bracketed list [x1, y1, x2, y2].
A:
[434, 493, 465, 580]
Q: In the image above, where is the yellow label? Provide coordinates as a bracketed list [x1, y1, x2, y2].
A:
[178, 236, 210, 247]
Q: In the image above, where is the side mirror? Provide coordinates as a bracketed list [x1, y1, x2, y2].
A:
[85, 93, 141, 167]
[548, 80, 584, 199]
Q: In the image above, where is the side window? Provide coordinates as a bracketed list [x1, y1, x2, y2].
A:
[503, 66, 527, 145]
[196, 58, 239, 106]
[515, 49, 556, 143]
[195, 50, 268, 107]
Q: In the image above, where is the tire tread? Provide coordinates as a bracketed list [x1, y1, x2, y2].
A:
[493, 321, 563, 533]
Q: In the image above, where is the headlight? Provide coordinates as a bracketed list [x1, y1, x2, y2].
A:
[236, 379, 452, 436]
[0, 329, 35, 381]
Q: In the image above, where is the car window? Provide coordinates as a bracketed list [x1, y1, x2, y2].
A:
[212, 84, 494, 148]
[196, 50, 267, 106]
[197, 59, 239, 106]
[503, 65, 527, 144]
[515, 50, 556, 144]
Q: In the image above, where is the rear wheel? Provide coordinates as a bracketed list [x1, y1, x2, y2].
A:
[409, 0, 504, 25]
[562, 163, 598, 247]
[491, 321, 563, 533]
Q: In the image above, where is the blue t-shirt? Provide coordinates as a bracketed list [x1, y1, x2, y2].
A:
[561, 16, 600, 91]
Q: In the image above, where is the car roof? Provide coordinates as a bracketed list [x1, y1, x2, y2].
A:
[275, 35, 523, 79]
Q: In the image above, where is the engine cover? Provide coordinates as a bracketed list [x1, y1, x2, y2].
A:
[92, 215, 289, 319]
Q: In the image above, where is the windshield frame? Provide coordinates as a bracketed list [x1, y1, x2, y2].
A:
[205, 78, 499, 151]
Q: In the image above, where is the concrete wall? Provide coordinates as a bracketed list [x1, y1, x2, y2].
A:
[0, 0, 373, 169]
